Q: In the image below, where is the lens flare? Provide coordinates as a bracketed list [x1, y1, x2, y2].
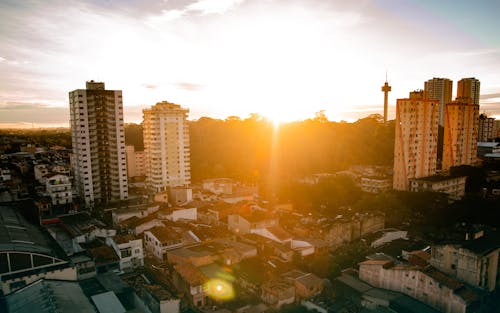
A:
[204, 278, 235, 301]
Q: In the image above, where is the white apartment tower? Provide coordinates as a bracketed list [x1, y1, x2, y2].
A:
[143, 101, 191, 192]
[69, 81, 128, 207]
[393, 91, 440, 190]
[424, 77, 452, 127]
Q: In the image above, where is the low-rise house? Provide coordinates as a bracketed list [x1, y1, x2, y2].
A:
[202, 178, 233, 195]
[172, 262, 209, 309]
[169, 186, 193, 205]
[358, 260, 482, 313]
[144, 226, 200, 261]
[107, 234, 144, 271]
[167, 245, 217, 267]
[252, 225, 292, 244]
[157, 206, 197, 222]
[409, 175, 467, 200]
[45, 174, 72, 205]
[112, 203, 160, 225]
[430, 236, 500, 292]
[34, 164, 49, 183]
[261, 279, 295, 308]
[228, 211, 278, 234]
[283, 270, 324, 300]
[119, 214, 163, 235]
[87, 244, 121, 273]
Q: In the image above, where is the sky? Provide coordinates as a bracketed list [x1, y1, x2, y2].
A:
[1, 0, 500, 127]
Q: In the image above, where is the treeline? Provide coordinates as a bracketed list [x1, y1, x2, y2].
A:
[189, 113, 395, 183]
[0, 128, 71, 152]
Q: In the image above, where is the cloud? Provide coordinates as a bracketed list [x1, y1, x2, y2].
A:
[187, 0, 245, 15]
[0, 102, 51, 110]
[174, 82, 203, 91]
[142, 83, 159, 90]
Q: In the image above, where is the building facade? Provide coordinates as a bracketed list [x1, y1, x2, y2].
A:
[393, 91, 439, 190]
[69, 81, 128, 207]
[143, 102, 191, 192]
[424, 77, 453, 127]
[46, 174, 72, 205]
[442, 98, 479, 171]
[478, 114, 495, 142]
[456, 77, 480, 105]
[125, 145, 146, 178]
[408, 175, 466, 200]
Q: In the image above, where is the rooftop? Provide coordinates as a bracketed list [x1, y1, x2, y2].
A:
[6, 279, 95, 313]
[0, 205, 60, 256]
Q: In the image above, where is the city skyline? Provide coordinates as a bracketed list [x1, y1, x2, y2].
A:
[1, 0, 500, 128]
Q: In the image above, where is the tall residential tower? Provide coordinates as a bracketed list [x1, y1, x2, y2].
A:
[143, 101, 191, 192]
[424, 78, 453, 127]
[457, 77, 480, 105]
[442, 97, 479, 171]
[69, 81, 128, 207]
[393, 90, 439, 190]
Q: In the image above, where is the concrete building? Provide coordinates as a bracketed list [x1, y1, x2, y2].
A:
[69, 81, 128, 207]
[144, 226, 200, 261]
[361, 176, 392, 193]
[34, 164, 50, 183]
[45, 174, 72, 205]
[125, 145, 146, 178]
[393, 91, 439, 190]
[359, 260, 481, 313]
[430, 236, 500, 292]
[457, 77, 480, 105]
[143, 101, 191, 192]
[424, 77, 453, 127]
[442, 98, 479, 171]
[478, 114, 495, 142]
[408, 175, 467, 200]
[107, 234, 144, 271]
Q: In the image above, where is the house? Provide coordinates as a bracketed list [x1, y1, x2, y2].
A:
[144, 226, 200, 261]
[252, 225, 292, 244]
[228, 211, 278, 234]
[45, 174, 72, 205]
[107, 234, 144, 271]
[261, 279, 295, 308]
[167, 245, 218, 267]
[283, 270, 323, 299]
[118, 214, 163, 235]
[172, 262, 209, 308]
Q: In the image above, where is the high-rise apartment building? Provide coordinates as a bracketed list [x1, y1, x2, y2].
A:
[69, 81, 128, 207]
[393, 90, 439, 190]
[424, 78, 452, 127]
[442, 98, 479, 171]
[143, 101, 191, 192]
[478, 114, 495, 142]
[457, 77, 480, 105]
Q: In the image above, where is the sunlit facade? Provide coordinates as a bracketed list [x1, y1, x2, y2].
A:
[442, 98, 479, 171]
[393, 91, 439, 190]
[69, 81, 128, 207]
[457, 77, 480, 105]
[424, 77, 452, 127]
[143, 101, 191, 192]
